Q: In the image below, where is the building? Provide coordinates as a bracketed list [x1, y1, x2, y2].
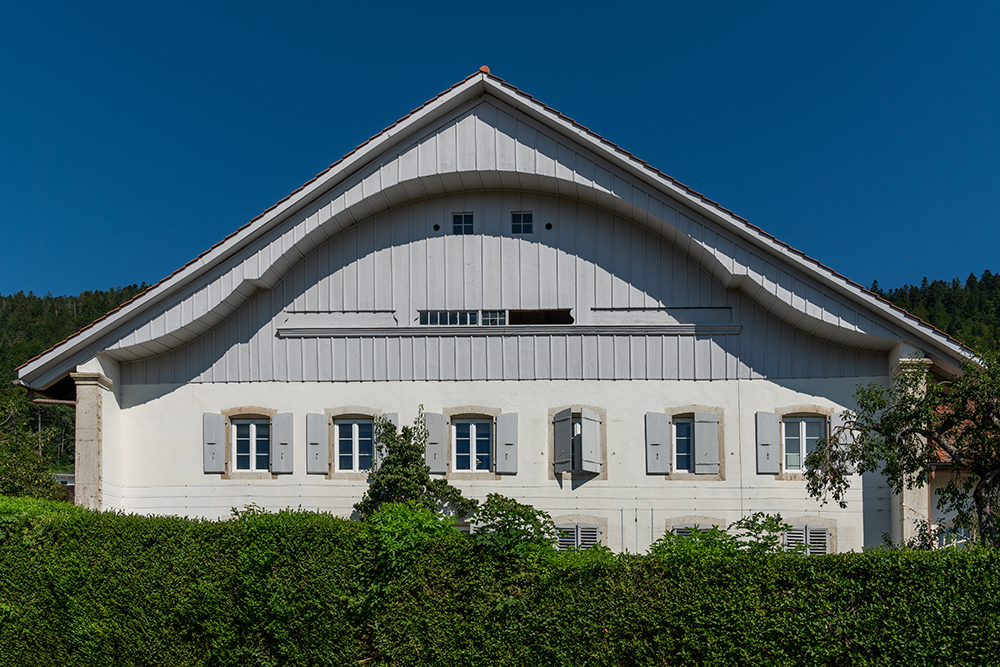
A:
[16, 68, 971, 552]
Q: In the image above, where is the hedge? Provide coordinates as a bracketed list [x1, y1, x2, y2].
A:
[1, 497, 998, 666]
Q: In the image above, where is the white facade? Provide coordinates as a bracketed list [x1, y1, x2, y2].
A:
[18, 69, 970, 552]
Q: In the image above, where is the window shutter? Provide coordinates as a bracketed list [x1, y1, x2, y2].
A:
[580, 408, 601, 473]
[553, 408, 573, 473]
[755, 412, 781, 475]
[305, 413, 329, 474]
[271, 412, 294, 474]
[495, 412, 518, 474]
[203, 413, 226, 474]
[645, 412, 670, 475]
[578, 523, 601, 548]
[829, 411, 855, 473]
[784, 525, 807, 552]
[424, 412, 447, 474]
[807, 526, 830, 555]
[556, 523, 577, 550]
[693, 412, 720, 474]
[673, 523, 699, 538]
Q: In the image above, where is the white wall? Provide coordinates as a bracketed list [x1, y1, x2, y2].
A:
[112, 375, 878, 552]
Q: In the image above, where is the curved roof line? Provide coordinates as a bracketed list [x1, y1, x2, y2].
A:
[17, 69, 974, 383]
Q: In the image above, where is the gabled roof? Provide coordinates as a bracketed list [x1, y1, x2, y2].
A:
[17, 67, 974, 391]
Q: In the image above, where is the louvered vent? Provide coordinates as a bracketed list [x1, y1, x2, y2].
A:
[454, 523, 472, 535]
[578, 524, 600, 548]
[784, 526, 807, 551]
[556, 525, 577, 550]
[806, 526, 829, 555]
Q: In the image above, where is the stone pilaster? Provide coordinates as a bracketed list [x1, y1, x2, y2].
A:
[70, 372, 113, 511]
[887, 352, 934, 545]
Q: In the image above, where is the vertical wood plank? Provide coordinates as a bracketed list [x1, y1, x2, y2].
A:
[475, 104, 497, 171]
[440, 336, 456, 380]
[518, 336, 534, 380]
[487, 335, 503, 380]
[567, 334, 583, 379]
[551, 334, 567, 379]
[595, 209, 615, 309]
[374, 337, 387, 381]
[374, 213, 393, 311]
[612, 216, 631, 307]
[535, 335, 551, 379]
[471, 336, 487, 380]
[679, 336, 695, 380]
[496, 109, 517, 171]
[503, 336, 519, 380]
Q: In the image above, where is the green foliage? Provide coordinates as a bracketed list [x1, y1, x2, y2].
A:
[470, 493, 560, 555]
[353, 407, 477, 520]
[0, 392, 68, 501]
[873, 269, 1000, 354]
[649, 513, 798, 557]
[0, 498, 998, 666]
[807, 350, 1000, 547]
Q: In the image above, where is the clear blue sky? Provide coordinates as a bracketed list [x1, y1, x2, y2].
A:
[2, 1, 998, 297]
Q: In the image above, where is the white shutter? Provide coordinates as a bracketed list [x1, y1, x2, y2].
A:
[203, 413, 226, 474]
[495, 412, 518, 474]
[807, 526, 830, 555]
[424, 412, 447, 474]
[271, 413, 294, 474]
[755, 412, 781, 475]
[693, 412, 719, 475]
[578, 524, 601, 548]
[645, 412, 670, 475]
[553, 408, 573, 473]
[305, 413, 329, 474]
[580, 408, 601, 473]
[784, 525, 807, 552]
[556, 523, 577, 550]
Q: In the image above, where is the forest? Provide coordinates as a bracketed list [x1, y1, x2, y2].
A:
[0, 271, 997, 478]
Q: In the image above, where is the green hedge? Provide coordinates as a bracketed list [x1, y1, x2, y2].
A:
[1, 498, 998, 666]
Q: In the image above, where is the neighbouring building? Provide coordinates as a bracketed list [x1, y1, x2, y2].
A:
[17, 68, 972, 552]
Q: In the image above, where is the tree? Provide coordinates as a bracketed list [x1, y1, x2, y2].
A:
[0, 392, 66, 501]
[806, 352, 1000, 547]
[353, 407, 477, 520]
[469, 493, 560, 554]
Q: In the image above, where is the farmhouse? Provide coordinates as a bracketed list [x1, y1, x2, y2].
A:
[17, 68, 971, 552]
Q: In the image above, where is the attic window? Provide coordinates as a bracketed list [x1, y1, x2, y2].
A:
[512, 212, 533, 234]
[419, 311, 478, 326]
[508, 309, 574, 325]
[453, 213, 473, 235]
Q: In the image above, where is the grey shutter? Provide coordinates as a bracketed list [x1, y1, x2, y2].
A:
[578, 523, 601, 548]
[807, 526, 830, 555]
[673, 523, 699, 538]
[424, 412, 446, 474]
[553, 408, 573, 473]
[784, 525, 807, 552]
[755, 412, 781, 475]
[645, 412, 670, 475]
[495, 412, 518, 474]
[377, 412, 399, 467]
[306, 413, 329, 474]
[829, 411, 855, 473]
[693, 412, 719, 474]
[556, 523, 577, 550]
[271, 412, 294, 474]
[580, 408, 601, 473]
[203, 413, 226, 474]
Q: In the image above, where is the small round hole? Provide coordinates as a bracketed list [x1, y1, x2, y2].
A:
[545, 223, 552, 230]
[433, 224, 440, 232]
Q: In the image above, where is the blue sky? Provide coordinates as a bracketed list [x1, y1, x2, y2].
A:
[2, 1, 998, 297]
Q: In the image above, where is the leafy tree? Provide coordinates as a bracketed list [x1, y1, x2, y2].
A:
[0, 393, 66, 501]
[648, 513, 799, 556]
[806, 352, 1000, 547]
[353, 407, 477, 520]
[469, 493, 560, 555]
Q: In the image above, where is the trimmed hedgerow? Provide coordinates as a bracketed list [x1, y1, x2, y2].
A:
[0, 498, 998, 666]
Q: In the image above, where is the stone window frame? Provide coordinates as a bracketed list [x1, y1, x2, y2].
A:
[771, 404, 836, 481]
[443, 406, 502, 481]
[663, 405, 726, 481]
[325, 406, 386, 481]
[221, 406, 277, 480]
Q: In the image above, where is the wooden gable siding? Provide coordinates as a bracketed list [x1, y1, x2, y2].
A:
[117, 194, 887, 385]
[106, 98, 900, 363]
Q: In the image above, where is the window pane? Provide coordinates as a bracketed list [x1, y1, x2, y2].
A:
[419, 312, 428, 325]
[456, 423, 471, 470]
[449, 312, 458, 325]
[675, 421, 692, 472]
[428, 312, 438, 325]
[805, 420, 823, 457]
[785, 422, 801, 470]
[459, 311, 468, 325]
[255, 423, 269, 471]
[522, 212, 532, 233]
[236, 423, 250, 459]
[469, 312, 477, 325]
[358, 422, 374, 470]
[339, 423, 354, 470]
[475, 422, 491, 471]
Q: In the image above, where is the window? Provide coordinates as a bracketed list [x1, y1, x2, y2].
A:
[419, 310, 478, 325]
[233, 419, 270, 472]
[511, 211, 533, 234]
[481, 310, 506, 325]
[673, 419, 693, 472]
[553, 408, 601, 474]
[784, 525, 830, 555]
[336, 419, 375, 471]
[672, 523, 713, 538]
[556, 523, 601, 549]
[453, 419, 492, 471]
[783, 417, 825, 471]
[507, 309, 573, 325]
[453, 213, 473, 235]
